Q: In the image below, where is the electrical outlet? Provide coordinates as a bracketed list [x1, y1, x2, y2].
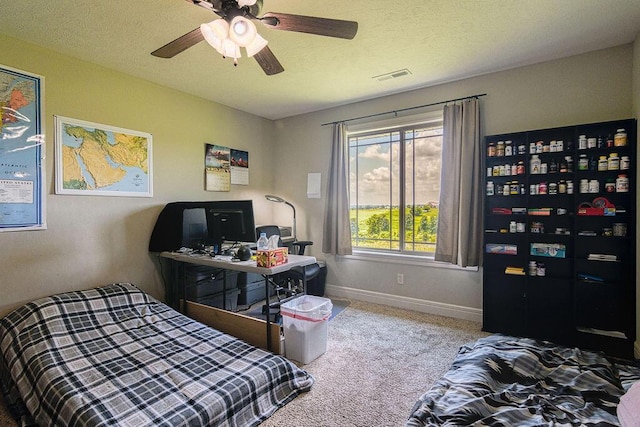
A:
[397, 273, 404, 285]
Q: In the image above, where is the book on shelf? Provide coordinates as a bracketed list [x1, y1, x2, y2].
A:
[505, 266, 525, 275]
[485, 243, 517, 255]
[577, 273, 604, 283]
[528, 208, 553, 216]
[587, 254, 618, 261]
[491, 207, 512, 215]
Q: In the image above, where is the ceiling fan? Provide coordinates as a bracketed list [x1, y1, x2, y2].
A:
[151, 0, 358, 75]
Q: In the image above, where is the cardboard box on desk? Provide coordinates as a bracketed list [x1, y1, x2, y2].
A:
[256, 247, 289, 267]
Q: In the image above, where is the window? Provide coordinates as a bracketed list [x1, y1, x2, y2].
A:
[348, 113, 443, 256]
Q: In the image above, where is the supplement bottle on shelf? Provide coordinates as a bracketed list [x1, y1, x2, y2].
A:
[616, 175, 629, 193]
[614, 129, 627, 147]
[530, 155, 541, 174]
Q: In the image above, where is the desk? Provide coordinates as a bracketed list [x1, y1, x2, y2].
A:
[159, 251, 317, 352]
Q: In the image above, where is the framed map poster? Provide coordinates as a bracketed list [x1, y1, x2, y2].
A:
[54, 116, 152, 197]
[0, 64, 46, 232]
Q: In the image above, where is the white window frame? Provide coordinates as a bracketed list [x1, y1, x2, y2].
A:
[347, 110, 444, 261]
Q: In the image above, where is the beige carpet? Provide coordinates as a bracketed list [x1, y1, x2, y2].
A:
[263, 300, 487, 427]
[0, 299, 487, 427]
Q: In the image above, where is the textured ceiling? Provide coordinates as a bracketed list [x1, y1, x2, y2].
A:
[1, 0, 640, 120]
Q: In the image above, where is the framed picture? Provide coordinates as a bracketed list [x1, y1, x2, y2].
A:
[54, 116, 153, 197]
[0, 64, 46, 232]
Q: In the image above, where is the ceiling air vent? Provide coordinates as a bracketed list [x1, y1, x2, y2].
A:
[373, 68, 412, 82]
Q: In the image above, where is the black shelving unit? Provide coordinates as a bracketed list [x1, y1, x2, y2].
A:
[483, 119, 636, 359]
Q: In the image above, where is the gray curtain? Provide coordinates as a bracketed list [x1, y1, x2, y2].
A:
[323, 123, 352, 255]
[434, 98, 481, 267]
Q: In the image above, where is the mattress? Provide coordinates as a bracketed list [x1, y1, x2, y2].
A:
[0, 283, 313, 426]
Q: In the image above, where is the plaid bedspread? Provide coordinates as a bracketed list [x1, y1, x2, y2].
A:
[0, 283, 313, 426]
[406, 335, 640, 426]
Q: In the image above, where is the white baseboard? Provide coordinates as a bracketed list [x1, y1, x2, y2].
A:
[324, 284, 482, 323]
[324, 285, 639, 358]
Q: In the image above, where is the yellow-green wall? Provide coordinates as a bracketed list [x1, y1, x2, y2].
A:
[0, 34, 277, 314]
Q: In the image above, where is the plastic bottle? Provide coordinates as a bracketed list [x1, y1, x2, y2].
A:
[487, 142, 496, 157]
[578, 154, 588, 170]
[257, 232, 269, 251]
[530, 155, 541, 174]
[529, 261, 537, 276]
[614, 129, 627, 147]
[616, 174, 629, 192]
[620, 156, 630, 170]
[486, 181, 494, 196]
[598, 156, 608, 171]
[607, 134, 614, 147]
[505, 141, 513, 156]
[578, 135, 587, 150]
[580, 179, 589, 193]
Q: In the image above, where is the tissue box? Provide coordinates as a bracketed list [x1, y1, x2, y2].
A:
[256, 247, 289, 267]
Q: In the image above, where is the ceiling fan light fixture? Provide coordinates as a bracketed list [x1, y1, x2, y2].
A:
[155, 1, 358, 76]
[237, 0, 257, 7]
[229, 16, 257, 47]
[245, 33, 268, 57]
[200, 19, 230, 54]
[221, 38, 241, 59]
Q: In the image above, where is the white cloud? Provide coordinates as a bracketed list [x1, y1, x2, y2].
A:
[350, 134, 443, 205]
[361, 144, 390, 161]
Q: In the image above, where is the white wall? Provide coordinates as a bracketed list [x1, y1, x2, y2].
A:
[273, 45, 635, 322]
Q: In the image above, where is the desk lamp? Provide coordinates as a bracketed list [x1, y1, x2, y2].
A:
[265, 194, 296, 241]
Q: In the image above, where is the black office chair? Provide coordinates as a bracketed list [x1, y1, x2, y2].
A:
[256, 225, 314, 255]
[256, 225, 321, 320]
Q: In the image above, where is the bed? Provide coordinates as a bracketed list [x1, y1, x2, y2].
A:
[0, 283, 313, 426]
[406, 334, 640, 426]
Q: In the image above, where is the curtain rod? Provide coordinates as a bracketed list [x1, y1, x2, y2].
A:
[320, 93, 487, 127]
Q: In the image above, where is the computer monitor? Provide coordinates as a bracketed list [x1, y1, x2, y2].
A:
[148, 200, 256, 253]
[207, 200, 256, 254]
[181, 208, 208, 249]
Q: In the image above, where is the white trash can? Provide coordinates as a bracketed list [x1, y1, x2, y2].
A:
[280, 295, 333, 364]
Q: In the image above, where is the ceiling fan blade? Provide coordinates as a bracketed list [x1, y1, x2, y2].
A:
[253, 46, 284, 75]
[261, 13, 358, 39]
[151, 28, 204, 58]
